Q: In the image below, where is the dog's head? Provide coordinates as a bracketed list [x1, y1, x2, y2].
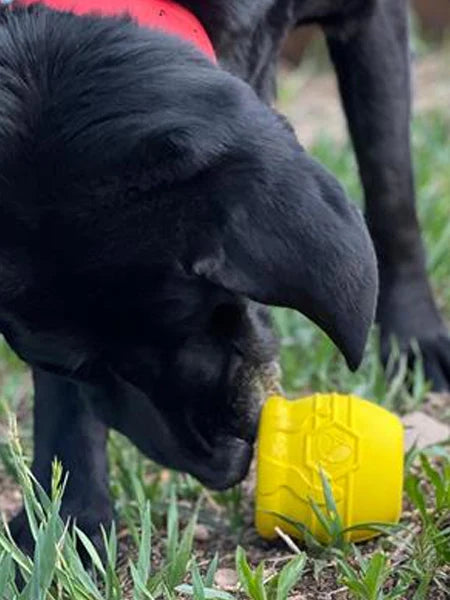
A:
[0, 10, 378, 489]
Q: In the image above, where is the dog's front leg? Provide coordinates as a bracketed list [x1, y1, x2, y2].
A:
[9, 368, 112, 558]
[325, 0, 449, 390]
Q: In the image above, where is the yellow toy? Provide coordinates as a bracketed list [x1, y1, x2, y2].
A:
[255, 393, 404, 543]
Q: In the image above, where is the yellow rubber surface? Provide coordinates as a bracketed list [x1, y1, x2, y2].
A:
[255, 393, 404, 543]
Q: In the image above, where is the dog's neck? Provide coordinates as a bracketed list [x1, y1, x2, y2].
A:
[18, 0, 216, 61]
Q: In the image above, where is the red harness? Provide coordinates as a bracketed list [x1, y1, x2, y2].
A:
[19, 0, 216, 62]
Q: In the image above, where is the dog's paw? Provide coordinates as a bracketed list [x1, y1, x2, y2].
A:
[378, 276, 450, 391]
[380, 329, 450, 391]
[71, 509, 113, 565]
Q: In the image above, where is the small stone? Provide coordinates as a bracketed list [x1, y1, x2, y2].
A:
[214, 568, 238, 591]
[193, 524, 210, 542]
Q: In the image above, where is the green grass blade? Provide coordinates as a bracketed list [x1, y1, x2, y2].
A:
[58, 536, 105, 600]
[130, 562, 155, 600]
[191, 560, 206, 600]
[0, 518, 34, 576]
[102, 523, 122, 599]
[419, 454, 445, 510]
[176, 584, 236, 600]
[235, 546, 267, 600]
[75, 527, 106, 576]
[235, 546, 255, 599]
[363, 552, 388, 599]
[136, 501, 152, 587]
[166, 487, 179, 565]
[205, 553, 219, 588]
[166, 503, 197, 588]
[0, 552, 14, 596]
[308, 498, 333, 539]
[405, 474, 428, 521]
[30, 511, 61, 596]
[276, 554, 306, 600]
[253, 562, 267, 600]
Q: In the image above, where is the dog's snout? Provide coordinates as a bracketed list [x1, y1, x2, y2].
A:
[197, 436, 254, 490]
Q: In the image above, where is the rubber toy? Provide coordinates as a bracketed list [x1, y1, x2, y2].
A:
[255, 393, 404, 543]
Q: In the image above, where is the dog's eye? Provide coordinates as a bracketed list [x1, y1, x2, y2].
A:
[209, 303, 242, 337]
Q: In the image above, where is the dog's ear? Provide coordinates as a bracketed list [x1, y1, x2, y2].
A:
[189, 147, 378, 371]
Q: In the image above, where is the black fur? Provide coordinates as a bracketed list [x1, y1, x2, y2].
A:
[0, 0, 447, 556]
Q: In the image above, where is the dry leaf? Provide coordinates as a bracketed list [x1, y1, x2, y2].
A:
[402, 411, 449, 450]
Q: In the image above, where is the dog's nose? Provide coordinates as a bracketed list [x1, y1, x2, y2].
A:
[196, 436, 253, 490]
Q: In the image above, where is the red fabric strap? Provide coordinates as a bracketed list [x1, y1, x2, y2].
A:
[19, 0, 216, 62]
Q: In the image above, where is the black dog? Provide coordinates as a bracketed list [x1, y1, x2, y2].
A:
[0, 0, 446, 555]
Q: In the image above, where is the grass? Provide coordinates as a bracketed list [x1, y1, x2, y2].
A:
[0, 423, 448, 599]
[0, 108, 449, 598]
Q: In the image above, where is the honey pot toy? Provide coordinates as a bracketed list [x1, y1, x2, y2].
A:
[255, 393, 404, 543]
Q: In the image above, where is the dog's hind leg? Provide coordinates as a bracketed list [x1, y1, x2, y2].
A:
[325, 0, 450, 390]
[9, 368, 112, 558]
